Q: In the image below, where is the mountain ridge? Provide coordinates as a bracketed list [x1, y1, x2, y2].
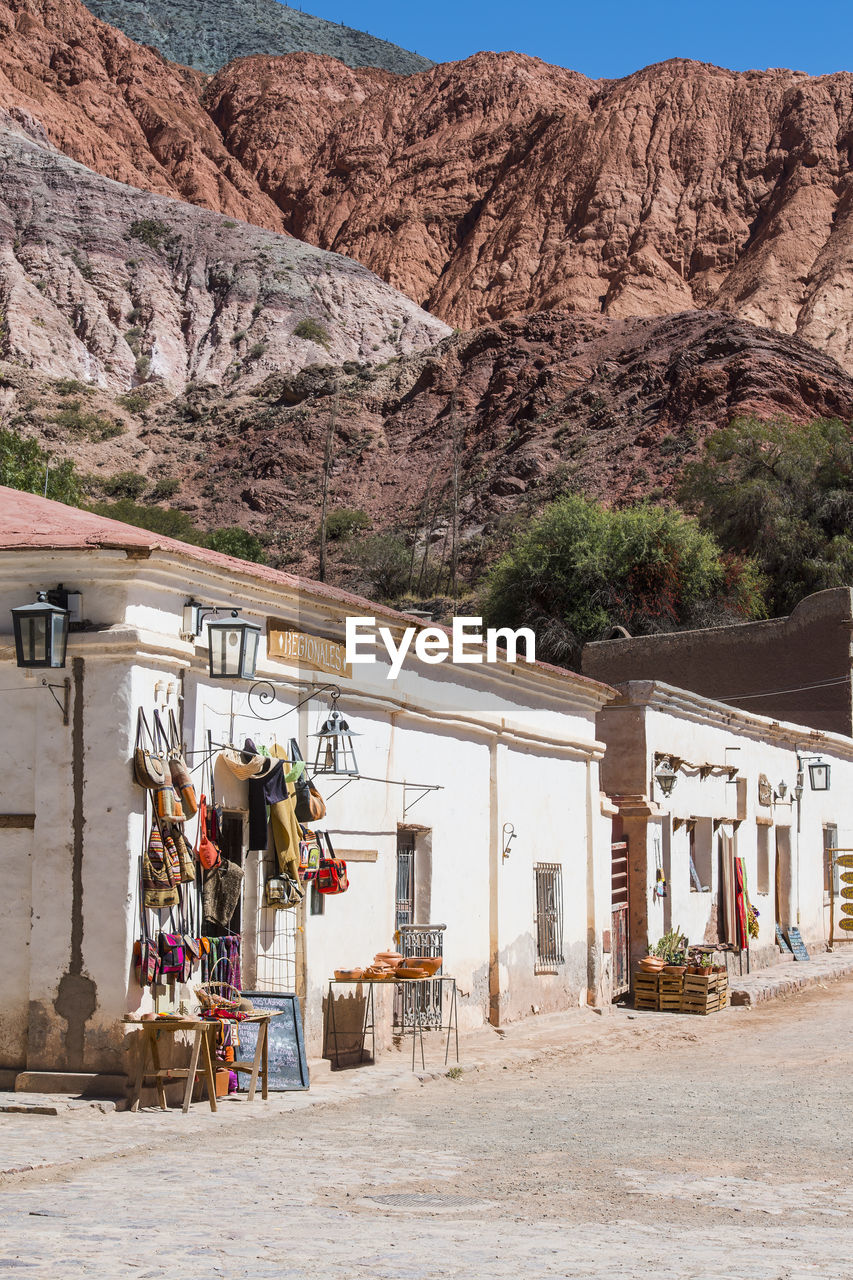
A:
[82, 0, 433, 76]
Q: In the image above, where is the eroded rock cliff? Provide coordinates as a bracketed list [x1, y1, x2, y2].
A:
[207, 52, 853, 372]
[0, 120, 449, 390]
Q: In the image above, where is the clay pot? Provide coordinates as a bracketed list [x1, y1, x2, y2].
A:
[403, 955, 442, 976]
[663, 965, 686, 976]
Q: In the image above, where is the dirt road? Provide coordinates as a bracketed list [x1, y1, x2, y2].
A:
[3, 981, 852, 1278]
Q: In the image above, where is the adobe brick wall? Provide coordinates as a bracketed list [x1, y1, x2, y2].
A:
[582, 589, 853, 736]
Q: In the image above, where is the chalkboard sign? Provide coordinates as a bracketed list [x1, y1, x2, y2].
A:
[775, 924, 792, 952]
[237, 992, 309, 1091]
[785, 927, 810, 962]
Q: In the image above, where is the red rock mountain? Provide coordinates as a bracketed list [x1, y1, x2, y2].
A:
[4, 2, 853, 375]
[0, 0, 283, 228]
[205, 53, 853, 373]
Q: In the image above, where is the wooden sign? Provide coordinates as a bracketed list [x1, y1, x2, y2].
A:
[757, 774, 772, 807]
[235, 992, 308, 1091]
[842, 902, 853, 916]
[266, 622, 351, 679]
[840, 919, 853, 932]
[841, 886, 853, 900]
[785, 927, 810, 961]
[836, 854, 853, 869]
[842, 871, 853, 885]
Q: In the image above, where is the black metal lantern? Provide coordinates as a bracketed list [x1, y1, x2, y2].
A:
[206, 610, 260, 681]
[11, 592, 69, 668]
[312, 693, 360, 775]
[808, 759, 831, 791]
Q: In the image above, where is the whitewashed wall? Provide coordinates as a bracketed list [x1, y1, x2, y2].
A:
[0, 545, 612, 1080]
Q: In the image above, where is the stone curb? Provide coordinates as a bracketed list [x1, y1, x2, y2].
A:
[728, 950, 853, 1005]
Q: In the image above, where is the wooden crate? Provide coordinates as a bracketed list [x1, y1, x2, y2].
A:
[659, 974, 684, 1011]
[632, 971, 661, 1010]
[681, 971, 728, 1015]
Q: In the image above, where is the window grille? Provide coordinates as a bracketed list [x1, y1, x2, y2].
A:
[395, 834, 416, 932]
[534, 863, 564, 969]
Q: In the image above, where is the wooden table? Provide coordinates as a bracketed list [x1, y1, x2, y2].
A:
[128, 1012, 281, 1112]
[128, 1018, 219, 1114]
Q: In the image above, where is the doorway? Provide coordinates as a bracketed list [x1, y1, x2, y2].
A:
[775, 826, 793, 930]
[611, 839, 630, 999]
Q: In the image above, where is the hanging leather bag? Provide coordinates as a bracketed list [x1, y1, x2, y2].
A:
[196, 795, 221, 871]
[290, 738, 326, 822]
[316, 832, 348, 895]
[133, 708, 167, 790]
[165, 709, 198, 818]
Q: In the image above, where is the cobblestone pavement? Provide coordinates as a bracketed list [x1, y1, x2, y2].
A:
[3, 980, 852, 1279]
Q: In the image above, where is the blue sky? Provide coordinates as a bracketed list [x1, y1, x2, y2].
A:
[292, 1, 853, 78]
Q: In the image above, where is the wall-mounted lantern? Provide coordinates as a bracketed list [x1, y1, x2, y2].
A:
[312, 692, 360, 775]
[11, 591, 69, 669]
[653, 756, 679, 798]
[796, 752, 831, 793]
[206, 610, 261, 681]
[807, 759, 830, 791]
[776, 780, 788, 800]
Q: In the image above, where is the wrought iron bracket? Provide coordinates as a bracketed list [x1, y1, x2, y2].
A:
[246, 680, 340, 722]
[42, 677, 71, 725]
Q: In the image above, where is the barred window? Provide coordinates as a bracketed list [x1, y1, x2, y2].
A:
[534, 863, 564, 969]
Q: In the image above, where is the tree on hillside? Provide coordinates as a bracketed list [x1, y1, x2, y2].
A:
[0, 427, 81, 506]
[481, 495, 766, 668]
[680, 416, 853, 615]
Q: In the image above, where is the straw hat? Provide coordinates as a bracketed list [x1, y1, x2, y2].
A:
[220, 745, 265, 779]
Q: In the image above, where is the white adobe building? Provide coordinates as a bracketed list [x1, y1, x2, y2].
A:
[597, 681, 853, 974]
[0, 488, 616, 1094]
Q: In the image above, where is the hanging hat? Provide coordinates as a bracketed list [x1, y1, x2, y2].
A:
[220, 746, 265, 780]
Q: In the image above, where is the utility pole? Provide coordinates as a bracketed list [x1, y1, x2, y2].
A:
[317, 385, 338, 583]
[449, 394, 460, 606]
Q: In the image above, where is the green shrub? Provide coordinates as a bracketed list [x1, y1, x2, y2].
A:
[116, 390, 149, 414]
[51, 405, 124, 442]
[325, 507, 370, 541]
[293, 318, 330, 348]
[0, 427, 81, 506]
[205, 527, 266, 563]
[247, 342, 268, 361]
[482, 494, 767, 668]
[99, 470, 147, 500]
[681, 415, 853, 615]
[149, 476, 179, 501]
[54, 379, 89, 397]
[127, 219, 173, 250]
[87, 499, 203, 542]
[135, 355, 151, 380]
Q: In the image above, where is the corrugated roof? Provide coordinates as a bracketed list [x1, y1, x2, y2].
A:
[0, 486, 614, 696]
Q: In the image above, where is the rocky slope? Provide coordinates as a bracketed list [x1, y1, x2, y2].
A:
[206, 53, 853, 373]
[83, 0, 433, 76]
[8, 310, 853, 582]
[0, 119, 449, 390]
[0, 0, 284, 228]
